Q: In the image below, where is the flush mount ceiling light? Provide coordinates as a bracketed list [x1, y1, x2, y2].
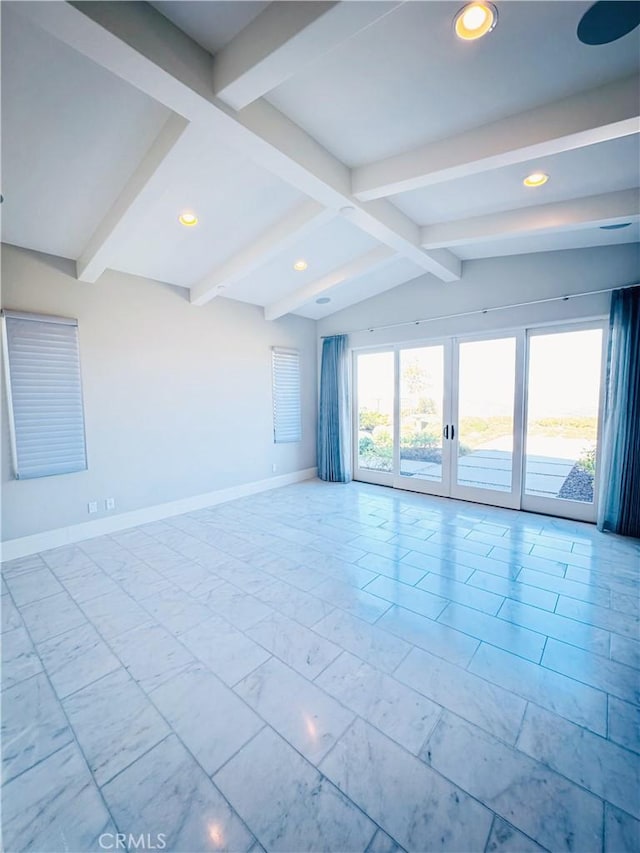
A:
[578, 1, 640, 45]
[523, 172, 549, 188]
[600, 222, 632, 230]
[293, 259, 308, 271]
[454, 2, 498, 40]
[178, 212, 198, 227]
[316, 297, 331, 304]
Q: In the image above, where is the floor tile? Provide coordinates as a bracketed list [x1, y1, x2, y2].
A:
[2, 672, 73, 784]
[313, 608, 411, 674]
[417, 572, 504, 614]
[516, 567, 610, 608]
[364, 575, 448, 620]
[38, 621, 121, 699]
[608, 696, 640, 755]
[439, 601, 546, 662]
[376, 605, 479, 668]
[556, 596, 640, 640]
[313, 576, 393, 623]
[149, 663, 263, 775]
[140, 584, 217, 636]
[215, 726, 376, 852]
[20, 591, 87, 644]
[398, 548, 474, 582]
[79, 590, 151, 639]
[234, 657, 354, 764]
[395, 646, 526, 744]
[485, 816, 546, 853]
[102, 734, 256, 852]
[246, 610, 341, 679]
[1, 593, 23, 633]
[423, 711, 603, 852]
[357, 552, 426, 586]
[316, 651, 441, 754]
[2, 741, 115, 852]
[201, 580, 276, 630]
[468, 643, 607, 735]
[489, 548, 568, 577]
[63, 667, 170, 785]
[320, 718, 493, 853]
[1, 554, 47, 577]
[517, 703, 640, 819]
[5, 567, 64, 607]
[252, 577, 334, 628]
[1, 625, 43, 690]
[365, 829, 404, 853]
[543, 639, 639, 705]
[604, 803, 640, 853]
[467, 569, 558, 611]
[108, 621, 196, 692]
[179, 614, 270, 686]
[498, 598, 610, 656]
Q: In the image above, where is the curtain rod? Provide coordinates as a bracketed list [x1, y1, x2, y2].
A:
[320, 282, 640, 338]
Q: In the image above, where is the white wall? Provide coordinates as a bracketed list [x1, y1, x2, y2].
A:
[318, 244, 640, 348]
[1, 244, 317, 542]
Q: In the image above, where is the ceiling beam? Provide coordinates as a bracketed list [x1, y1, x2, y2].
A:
[190, 201, 335, 306]
[264, 246, 395, 321]
[353, 75, 640, 201]
[77, 113, 189, 282]
[213, 2, 400, 110]
[420, 190, 640, 249]
[16, 1, 461, 285]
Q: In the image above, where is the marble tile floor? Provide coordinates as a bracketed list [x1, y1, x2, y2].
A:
[2, 479, 639, 853]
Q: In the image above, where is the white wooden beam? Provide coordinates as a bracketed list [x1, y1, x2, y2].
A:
[420, 190, 640, 249]
[264, 246, 395, 321]
[213, 2, 400, 110]
[190, 201, 335, 306]
[353, 76, 640, 201]
[77, 113, 189, 282]
[17, 1, 460, 285]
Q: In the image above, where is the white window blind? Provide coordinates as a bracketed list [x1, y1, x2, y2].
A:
[2, 310, 88, 479]
[272, 346, 302, 443]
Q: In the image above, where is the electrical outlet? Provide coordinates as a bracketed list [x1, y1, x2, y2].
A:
[105, 497, 116, 511]
[88, 501, 98, 514]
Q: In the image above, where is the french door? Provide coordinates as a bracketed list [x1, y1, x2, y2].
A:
[354, 322, 606, 522]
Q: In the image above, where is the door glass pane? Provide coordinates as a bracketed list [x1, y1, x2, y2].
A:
[356, 351, 394, 472]
[525, 329, 602, 503]
[456, 338, 516, 492]
[399, 346, 445, 482]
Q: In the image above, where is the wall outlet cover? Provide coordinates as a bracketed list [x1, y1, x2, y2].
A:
[88, 501, 98, 514]
[105, 498, 116, 511]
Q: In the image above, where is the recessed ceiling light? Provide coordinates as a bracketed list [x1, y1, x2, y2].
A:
[178, 212, 198, 227]
[523, 172, 549, 188]
[293, 259, 308, 271]
[454, 2, 498, 40]
[600, 222, 632, 230]
[316, 297, 331, 305]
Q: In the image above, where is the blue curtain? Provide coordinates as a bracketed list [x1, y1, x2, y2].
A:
[317, 335, 351, 482]
[598, 285, 640, 536]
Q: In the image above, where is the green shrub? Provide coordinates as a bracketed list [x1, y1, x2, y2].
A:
[359, 409, 391, 431]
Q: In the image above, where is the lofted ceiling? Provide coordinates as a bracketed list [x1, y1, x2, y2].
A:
[1, 0, 639, 321]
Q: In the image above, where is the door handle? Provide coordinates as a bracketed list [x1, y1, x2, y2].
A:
[443, 425, 449, 440]
[451, 424, 455, 440]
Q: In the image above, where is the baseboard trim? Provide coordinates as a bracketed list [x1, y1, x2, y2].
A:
[1, 467, 318, 562]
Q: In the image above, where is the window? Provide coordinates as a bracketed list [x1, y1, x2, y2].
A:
[272, 346, 302, 443]
[2, 310, 88, 479]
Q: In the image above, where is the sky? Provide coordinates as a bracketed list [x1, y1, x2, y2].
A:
[357, 328, 603, 422]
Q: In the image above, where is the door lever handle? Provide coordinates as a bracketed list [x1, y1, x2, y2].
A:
[443, 425, 449, 440]
[451, 424, 455, 439]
